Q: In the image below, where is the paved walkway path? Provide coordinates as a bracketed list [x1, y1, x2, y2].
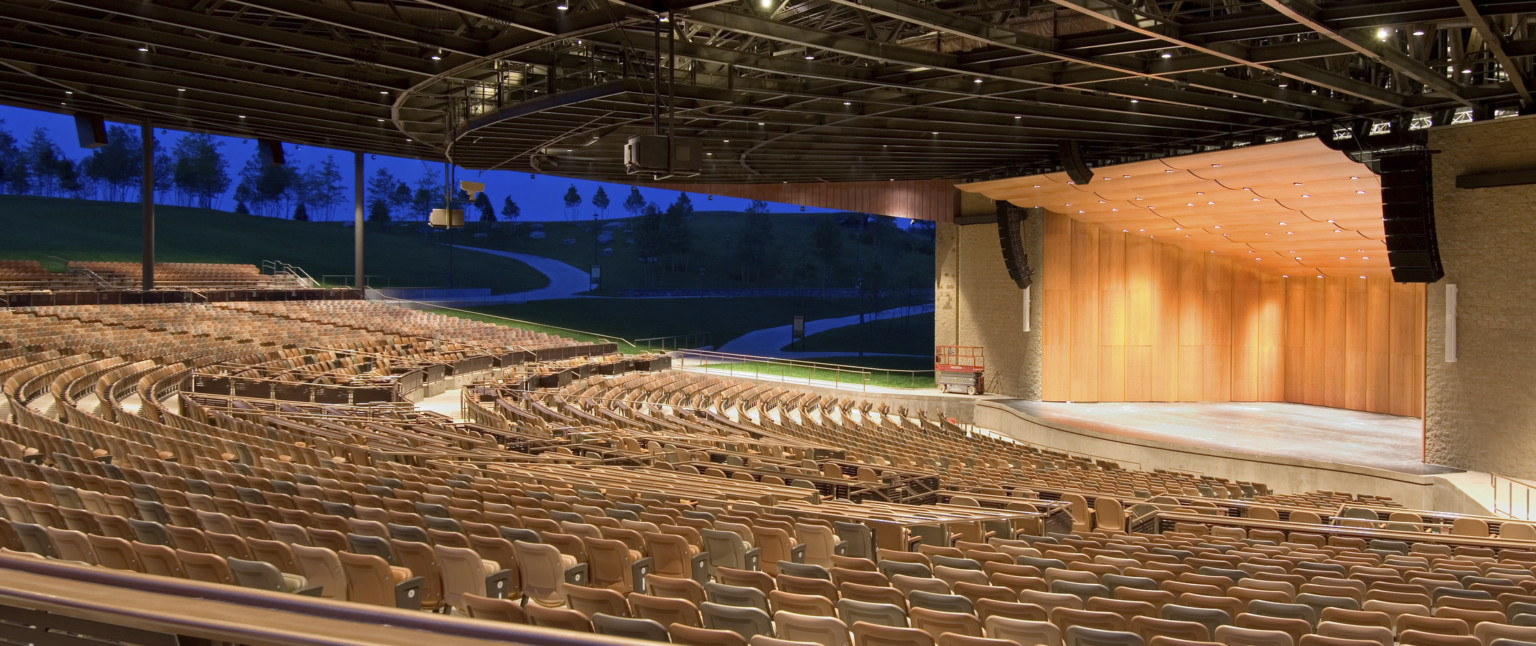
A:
[717, 303, 934, 358]
[435, 246, 592, 302]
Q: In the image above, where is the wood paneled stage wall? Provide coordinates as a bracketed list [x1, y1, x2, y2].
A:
[1041, 212, 1424, 417]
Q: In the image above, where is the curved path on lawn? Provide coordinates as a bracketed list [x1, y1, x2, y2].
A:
[717, 303, 935, 359]
[449, 246, 592, 302]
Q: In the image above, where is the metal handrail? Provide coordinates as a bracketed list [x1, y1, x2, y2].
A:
[381, 297, 639, 349]
[1492, 473, 1536, 520]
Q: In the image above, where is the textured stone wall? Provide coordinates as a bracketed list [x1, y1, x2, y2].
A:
[934, 206, 1044, 399]
[1425, 115, 1536, 477]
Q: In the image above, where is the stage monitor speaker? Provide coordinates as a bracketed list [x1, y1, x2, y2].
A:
[257, 139, 285, 166]
[996, 201, 1033, 290]
[1059, 140, 1094, 185]
[74, 114, 107, 149]
[1379, 151, 1443, 283]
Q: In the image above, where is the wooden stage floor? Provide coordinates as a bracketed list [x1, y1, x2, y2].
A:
[995, 401, 1459, 476]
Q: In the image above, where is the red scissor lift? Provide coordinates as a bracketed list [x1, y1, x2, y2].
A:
[935, 345, 985, 395]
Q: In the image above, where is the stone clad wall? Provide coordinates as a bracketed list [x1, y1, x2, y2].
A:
[1425, 115, 1536, 477]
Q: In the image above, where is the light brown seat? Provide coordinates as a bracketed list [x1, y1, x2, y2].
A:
[463, 593, 526, 623]
[986, 616, 1063, 646]
[290, 544, 347, 600]
[629, 592, 702, 627]
[563, 584, 630, 619]
[1214, 625, 1294, 646]
[671, 623, 749, 646]
[852, 621, 938, 646]
[178, 549, 234, 585]
[524, 603, 593, 632]
[774, 610, 852, 646]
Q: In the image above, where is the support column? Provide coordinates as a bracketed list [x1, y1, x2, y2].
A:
[141, 122, 155, 291]
[354, 151, 364, 291]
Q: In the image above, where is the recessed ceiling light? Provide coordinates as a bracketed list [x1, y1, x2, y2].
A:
[177, 88, 186, 92]
[1462, 68, 1473, 74]
[1376, 27, 1390, 40]
[138, 45, 149, 52]
[805, 54, 815, 60]
[556, 2, 568, 9]
[931, 131, 938, 135]
[1413, 30, 1426, 36]
[1278, 222, 1287, 226]
[723, 140, 730, 143]
[64, 90, 72, 95]
[431, 53, 442, 61]
[1211, 164, 1221, 168]
[843, 101, 851, 105]
[757, 122, 765, 126]
[238, 115, 246, 119]
[380, 90, 389, 95]
[1301, 194, 1311, 198]
[1015, 115, 1022, 120]
[974, 78, 983, 83]
[377, 118, 385, 122]
[1161, 52, 1172, 59]
[1130, 99, 1139, 104]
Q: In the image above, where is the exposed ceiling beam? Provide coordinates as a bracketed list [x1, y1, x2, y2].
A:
[1455, 0, 1533, 107]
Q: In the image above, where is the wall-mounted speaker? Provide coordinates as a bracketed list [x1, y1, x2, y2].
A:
[257, 139, 286, 166]
[996, 201, 1033, 290]
[1379, 151, 1443, 283]
[1059, 140, 1094, 185]
[74, 114, 107, 149]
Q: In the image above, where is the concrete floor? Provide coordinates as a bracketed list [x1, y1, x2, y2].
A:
[998, 400, 1459, 476]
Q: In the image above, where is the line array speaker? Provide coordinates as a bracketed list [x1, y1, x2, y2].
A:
[1059, 140, 1094, 185]
[996, 201, 1033, 290]
[1379, 151, 1443, 283]
[257, 139, 286, 166]
[74, 114, 107, 149]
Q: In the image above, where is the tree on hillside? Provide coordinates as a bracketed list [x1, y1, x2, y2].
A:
[236, 153, 298, 217]
[622, 186, 645, 217]
[474, 192, 495, 222]
[412, 170, 441, 220]
[293, 202, 309, 222]
[234, 201, 249, 215]
[746, 199, 769, 215]
[501, 196, 520, 225]
[635, 201, 665, 284]
[305, 156, 345, 220]
[24, 129, 68, 197]
[171, 133, 230, 208]
[365, 167, 398, 222]
[152, 146, 175, 203]
[82, 125, 141, 201]
[562, 184, 582, 220]
[592, 186, 610, 219]
[390, 181, 413, 218]
[0, 120, 28, 195]
[735, 209, 777, 283]
[662, 192, 694, 272]
[813, 215, 843, 270]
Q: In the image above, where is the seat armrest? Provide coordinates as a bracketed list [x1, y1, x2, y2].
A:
[743, 547, 762, 572]
[689, 552, 711, 585]
[394, 576, 425, 611]
[295, 586, 324, 597]
[833, 540, 848, 556]
[563, 562, 589, 586]
[789, 543, 808, 564]
[630, 557, 653, 593]
[484, 568, 513, 599]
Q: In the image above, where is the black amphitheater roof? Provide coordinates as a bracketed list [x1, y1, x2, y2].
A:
[1, 0, 1532, 183]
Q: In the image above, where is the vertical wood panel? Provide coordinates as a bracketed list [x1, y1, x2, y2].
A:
[1069, 220, 1100, 402]
[1036, 218, 1423, 416]
[1041, 213, 1073, 401]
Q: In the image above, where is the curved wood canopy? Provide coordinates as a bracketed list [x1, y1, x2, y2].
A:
[959, 139, 1391, 279]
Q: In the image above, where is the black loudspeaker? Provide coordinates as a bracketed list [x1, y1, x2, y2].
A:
[257, 139, 286, 166]
[1059, 140, 1094, 185]
[74, 114, 107, 149]
[996, 201, 1033, 290]
[1379, 151, 1443, 283]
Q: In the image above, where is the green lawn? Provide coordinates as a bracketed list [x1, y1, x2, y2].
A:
[449, 210, 934, 293]
[792, 311, 934, 356]
[456, 297, 894, 350]
[0, 196, 548, 293]
[690, 359, 935, 389]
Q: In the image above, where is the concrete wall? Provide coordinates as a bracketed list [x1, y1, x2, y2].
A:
[934, 199, 1043, 399]
[1425, 115, 1536, 478]
[976, 401, 1488, 515]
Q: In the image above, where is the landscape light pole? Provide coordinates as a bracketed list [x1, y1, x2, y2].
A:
[354, 151, 364, 291]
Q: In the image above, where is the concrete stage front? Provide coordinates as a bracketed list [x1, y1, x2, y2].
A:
[995, 401, 1454, 475]
[974, 399, 1487, 515]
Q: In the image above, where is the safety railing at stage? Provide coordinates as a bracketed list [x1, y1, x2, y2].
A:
[1492, 472, 1536, 520]
[669, 348, 935, 392]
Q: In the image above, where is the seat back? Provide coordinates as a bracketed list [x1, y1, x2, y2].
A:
[290, 544, 346, 600]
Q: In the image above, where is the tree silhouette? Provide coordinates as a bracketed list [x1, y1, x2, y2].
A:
[501, 196, 520, 222]
[592, 186, 610, 218]
[622, 186, 645, 217]
[562, 184, 582, 220]
[170, 133, 230, 208]
[293, 202, 309, 222]
[82, 125, 140, 201]
[474, 192, 495, 222]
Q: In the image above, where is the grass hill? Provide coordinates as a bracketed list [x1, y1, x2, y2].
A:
[0, 196, 547, 292]
[433, 209, 935, 293]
